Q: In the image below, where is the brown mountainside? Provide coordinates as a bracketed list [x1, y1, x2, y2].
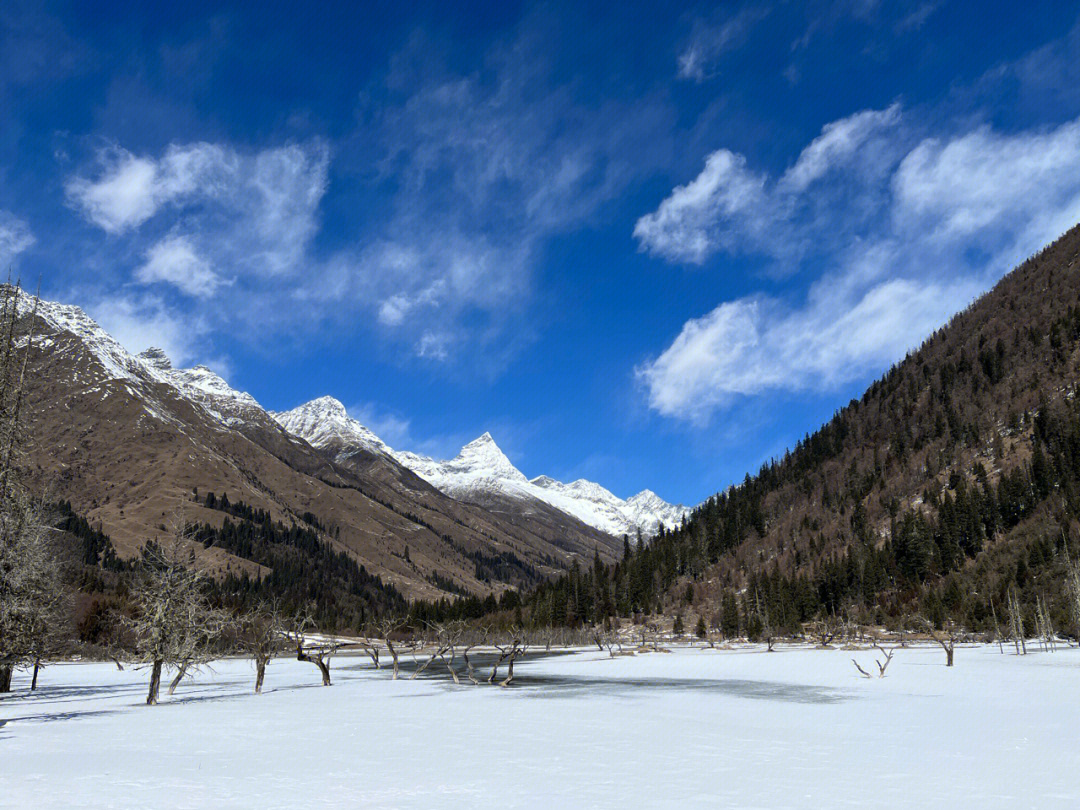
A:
[17, 298, 620, 600]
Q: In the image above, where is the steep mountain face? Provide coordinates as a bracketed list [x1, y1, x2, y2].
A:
[272, 399, 690, 538]
[15, 295, 622, 600]
[609, 223, 1080, 634]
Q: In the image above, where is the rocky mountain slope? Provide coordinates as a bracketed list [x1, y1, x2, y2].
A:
[273, 399, 690, 538]
[15, 295, 623, 600]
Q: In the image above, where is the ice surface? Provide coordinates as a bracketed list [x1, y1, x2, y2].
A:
[2, 644, 1077, 809]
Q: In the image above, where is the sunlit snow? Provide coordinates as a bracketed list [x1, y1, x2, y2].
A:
[3, 645, 1076, 808]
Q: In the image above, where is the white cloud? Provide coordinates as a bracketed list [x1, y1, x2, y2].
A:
[61, 31, 667, 369]
[0, 211, 34, 265]
[635, 103, 903, 263]
[66, 141, 327, 281]
[678, 8, 768, 82]
[633, 150, 766, 264]
[893, 119, 1080, 248]
[87, 293, 205, 366]
[416, 331, 450, 361]
[780, 103, 901, 192]
[135, 234, 223, 297]
[65, 143, 232, 233]
[638, 111, 1080, 423]
[346, 36, 670, 362]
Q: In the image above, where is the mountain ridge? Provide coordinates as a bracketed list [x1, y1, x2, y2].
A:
[14, 293, 624, 600]
[272, 397, 690, 539]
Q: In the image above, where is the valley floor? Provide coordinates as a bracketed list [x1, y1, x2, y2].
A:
[1, 644, 1077, 809]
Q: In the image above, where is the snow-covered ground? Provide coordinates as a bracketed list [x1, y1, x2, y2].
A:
[2, 644, 1077, 808]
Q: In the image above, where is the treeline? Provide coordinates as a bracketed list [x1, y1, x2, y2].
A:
[194, 492, 407, 628]
[408, 228, 1080, 638]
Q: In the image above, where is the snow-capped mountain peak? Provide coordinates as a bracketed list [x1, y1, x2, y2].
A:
[272, 396, 691, 537]
[270, 397, 390, 458]
[452, 432, 524, 479]
[21, 291, 691, 540]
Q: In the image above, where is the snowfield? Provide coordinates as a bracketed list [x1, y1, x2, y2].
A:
[2, 644, 1078, 809]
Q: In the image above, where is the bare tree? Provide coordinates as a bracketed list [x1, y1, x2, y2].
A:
[375, 617, 409, 679]
[0, 286, 66, 694]
[408, 624, 445, 680]
[916, 616, 958, 667]
[601, 626, 624, 657]
[358, 625, 382, 670]
[433, 621, 466, 684]
[590, 626, 605, 652]
[1034, 595, 1056, 652]
[807, 617, 842, 648]
[852, 641, 897, 678]
[240, 601, 288, 694]
[490, 626, 529, 687]
[1006, 587, 1026, 655]
[461, 628, 487, 685]
[127, 523, 223, 705]
[287, 608, 344, 686]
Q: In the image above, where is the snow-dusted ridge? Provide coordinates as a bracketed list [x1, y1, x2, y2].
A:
[273, 397, 691, 538]
[18, 292, 691, 539]
[18, 294, 264, 428]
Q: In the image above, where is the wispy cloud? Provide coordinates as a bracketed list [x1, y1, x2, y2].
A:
[135, 233, 224, 297]
[634, 103, 903, 264]
[678, 6, 769, 82]
[0, 210, 34, 266]
[87, 292, 207, 366]
[66, 141, 327, 282]
[320, 31, 670, 363]
[637, 109, 1080, 424]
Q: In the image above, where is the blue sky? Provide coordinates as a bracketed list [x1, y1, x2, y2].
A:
[3, 1, 1080, 506]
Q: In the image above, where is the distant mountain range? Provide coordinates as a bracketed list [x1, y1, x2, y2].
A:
[15, 293, 686, 600]
[273, 396, 689, 539]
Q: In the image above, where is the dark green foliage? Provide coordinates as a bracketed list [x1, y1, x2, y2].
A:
[196, 493, 406, 629]
[55, 500, 124, 571]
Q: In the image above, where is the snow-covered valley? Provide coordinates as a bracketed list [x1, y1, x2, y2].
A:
[3, 645, 1077, 809]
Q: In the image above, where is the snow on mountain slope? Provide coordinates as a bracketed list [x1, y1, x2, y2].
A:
[18, 294, 264, 429]
[19, 292, 690, 540]
[270, 397, 390, 457]
[274, 398, 691, 538]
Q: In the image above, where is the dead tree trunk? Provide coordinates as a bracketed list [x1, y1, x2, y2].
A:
[297, 648, 332, 685]
[254, 656, 268, 694]
[0, 664, 13, 692]
[499, 643, 527, 687]
[463, 645, 482, 684]
[439, 647, 460, 684]
[147, 659, 163, 705]
[167, 661, 190, 696]
[488, 648, 511, 684]
[386, 639, 401, 680]
[361, 641, 380, 669]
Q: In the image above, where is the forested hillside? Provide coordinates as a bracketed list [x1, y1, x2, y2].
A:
[440, 224, 1080, 638]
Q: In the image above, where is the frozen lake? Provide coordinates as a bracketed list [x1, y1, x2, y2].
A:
[2, 644, 1077, 808]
